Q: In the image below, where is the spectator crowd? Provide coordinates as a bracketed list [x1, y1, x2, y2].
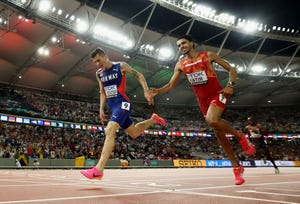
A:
[0, 86, 299, 162]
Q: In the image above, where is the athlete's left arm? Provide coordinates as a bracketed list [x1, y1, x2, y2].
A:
[120, 62, 153, 104]
[208, 51, 237, 85]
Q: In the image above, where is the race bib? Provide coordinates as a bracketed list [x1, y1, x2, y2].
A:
[219, 93, 227, 104]
[121, 101, 130, 111]
[104, 85, 118, 98]
[186, 71, 208, 85]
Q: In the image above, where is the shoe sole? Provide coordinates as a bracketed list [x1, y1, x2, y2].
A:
[80, 171, 103, 180]
[235, 179, 245, 185]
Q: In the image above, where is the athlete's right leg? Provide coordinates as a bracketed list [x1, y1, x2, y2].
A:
[80, 121, 119, 180]
[205, 105, 245, 185]
[205, 106, 239, 165]
[96, 121, 119, 172]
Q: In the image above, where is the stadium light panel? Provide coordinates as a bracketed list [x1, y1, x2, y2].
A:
[37, 47, 49, 56]
[251, 64, 266, 73]
[57, 9, 63, 15]
[93, 24, 135, 50]
[75, 18, 89, 33]
[157, 46, 174, 61]
[240, 20, 259, 33]
[38, 0, 51, 13]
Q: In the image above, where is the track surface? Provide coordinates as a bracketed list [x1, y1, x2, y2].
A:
[0, 167, 299, 204]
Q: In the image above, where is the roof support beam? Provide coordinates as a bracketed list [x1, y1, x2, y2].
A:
[150, 18, 193, 45]
[134, 3, 157, 50]
[246, 36, 267, 73]
[258, 43, 298, 62]
[221, 37, 264, 58]
[217, 29, 232, 55]
[122, 3, 155, 26]
[280, 44, 300, 77]
[90, 0, 106, 29]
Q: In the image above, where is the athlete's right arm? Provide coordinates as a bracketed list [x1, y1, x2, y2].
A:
[96, 71, 107, 122]
[152, 62, 182, 96]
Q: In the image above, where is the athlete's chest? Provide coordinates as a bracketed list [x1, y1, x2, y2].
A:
[99, 67, 121, 84]
[181, 57, 215, 85]
[181, 58, 208, 73]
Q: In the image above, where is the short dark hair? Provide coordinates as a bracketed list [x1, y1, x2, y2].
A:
[177, 34, 193, 42]
[91, 47, 106, 58]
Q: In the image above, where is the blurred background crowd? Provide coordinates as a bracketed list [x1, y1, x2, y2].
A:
[1, 86, 299, 163]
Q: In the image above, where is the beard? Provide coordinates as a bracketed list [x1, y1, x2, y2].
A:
[182, 48, 191, 55]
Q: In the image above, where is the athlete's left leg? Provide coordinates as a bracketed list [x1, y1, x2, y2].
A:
[126, 114, 166, 139]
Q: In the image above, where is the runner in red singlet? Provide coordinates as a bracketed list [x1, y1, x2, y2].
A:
[150, 35, 256, 185]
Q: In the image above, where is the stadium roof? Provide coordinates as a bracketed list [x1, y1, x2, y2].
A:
[0, 0, 299, 107]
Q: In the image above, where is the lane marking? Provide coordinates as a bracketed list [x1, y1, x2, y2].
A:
[255, 187, 300, 193]
[0, 190, 168, 204]
[236, 190, 300, 197]
[172, 191, 300, 204]
[170, 181, 300, 192]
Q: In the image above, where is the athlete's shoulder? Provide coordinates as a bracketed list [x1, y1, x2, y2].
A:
[174, 61, 182, 72]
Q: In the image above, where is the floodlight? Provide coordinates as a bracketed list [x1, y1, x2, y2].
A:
[51, 36, 58, 43]
[157, 46, 174, 61]
[93, 24, 135, 50]
[38, 0, 51, 13]
[37, 47, 49, 56]
[251, 64, 266, 73]
[241, 20, 259, 33]
[57, 9, 63, 15]
[75, 18, 89, 33]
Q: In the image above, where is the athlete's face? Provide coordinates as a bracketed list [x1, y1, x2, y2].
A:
[92, 54, 107, 68]
[177, 38, 193, 54]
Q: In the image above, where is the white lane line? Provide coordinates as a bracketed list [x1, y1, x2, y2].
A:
[236, 190, 300, 197]
[255, 187, 300, 193]
[171, 191, 300, 204]
[170, 181, 300, 192]
[0, 190, 169, 204]
[0, 178, 169, 192]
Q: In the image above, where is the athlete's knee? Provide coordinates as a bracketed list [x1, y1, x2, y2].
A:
[206, 118, 221, 129]
[104, 128, 116, 140]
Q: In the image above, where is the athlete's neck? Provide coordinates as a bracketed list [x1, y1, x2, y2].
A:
[103, 61, 113, 69]
[185, 50, 198, 59]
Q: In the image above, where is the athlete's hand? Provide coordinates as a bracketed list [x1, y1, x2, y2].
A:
[149, 88, 159, 97]
[218, 86, 233, 98]
[144, 89, 155, 105]
[99, 110, 108, 125]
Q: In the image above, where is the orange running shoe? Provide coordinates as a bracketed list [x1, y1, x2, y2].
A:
[80, 167, 103, 180]
[151, 113, 166, 126]
[233, 165, 245, 185]
[239, 132, 256, 156]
